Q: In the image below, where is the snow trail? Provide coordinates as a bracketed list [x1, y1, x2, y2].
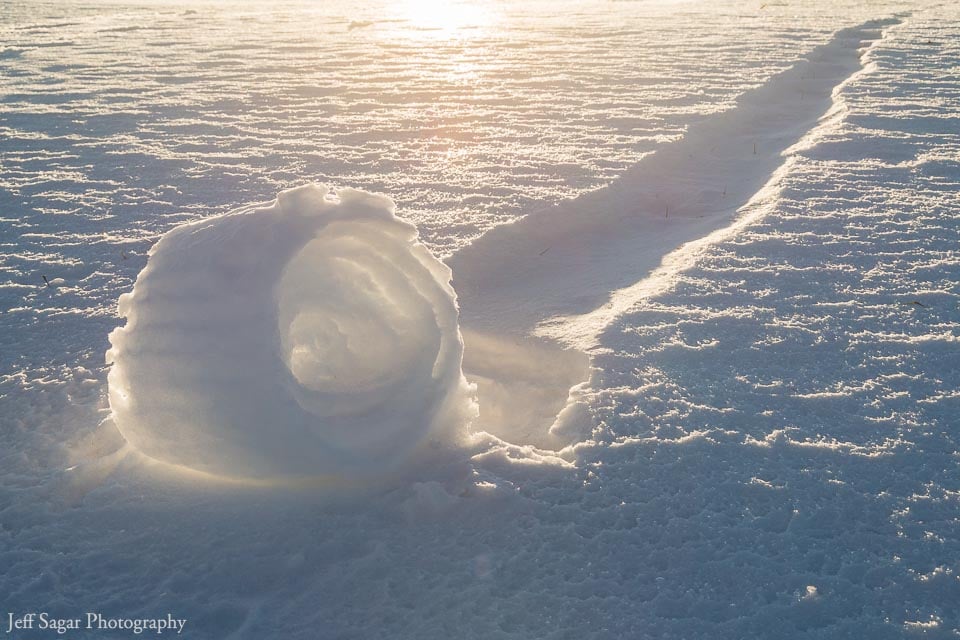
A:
[452, 19, 900, 448]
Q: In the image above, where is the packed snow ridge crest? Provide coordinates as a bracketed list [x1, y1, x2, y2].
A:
[107, 184, 477, 481]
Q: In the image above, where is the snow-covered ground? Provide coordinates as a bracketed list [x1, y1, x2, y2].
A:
[2, 0, 959, 637]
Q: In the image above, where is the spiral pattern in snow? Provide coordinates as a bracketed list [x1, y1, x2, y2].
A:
[107, 184, 475, 480]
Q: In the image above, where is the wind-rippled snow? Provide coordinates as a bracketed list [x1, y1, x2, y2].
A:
[1, 0, 959, 637]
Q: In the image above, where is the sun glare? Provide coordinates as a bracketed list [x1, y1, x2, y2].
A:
[392, 0, 495, 38]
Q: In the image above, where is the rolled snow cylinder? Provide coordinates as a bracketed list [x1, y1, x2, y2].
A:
[107, 184, 476, 481]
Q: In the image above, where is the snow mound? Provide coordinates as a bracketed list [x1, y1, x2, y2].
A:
[107, 184, 476, 481]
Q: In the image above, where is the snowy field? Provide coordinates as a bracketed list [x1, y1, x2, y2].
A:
[2, 0, 959, 637]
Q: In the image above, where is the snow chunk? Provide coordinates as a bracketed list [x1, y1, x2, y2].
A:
[107, 184, 476, 481]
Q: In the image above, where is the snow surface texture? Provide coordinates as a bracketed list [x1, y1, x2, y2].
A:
[107, 184, 475, 481]
[2, 0, 959, 638]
